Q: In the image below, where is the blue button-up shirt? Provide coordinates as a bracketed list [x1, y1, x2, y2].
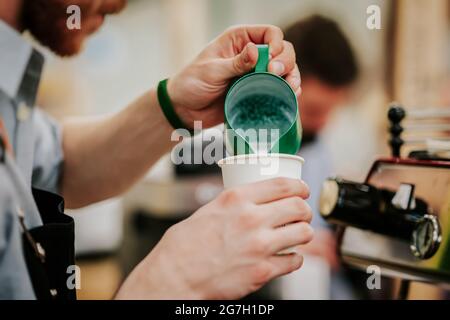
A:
[0, 20, 64, 299]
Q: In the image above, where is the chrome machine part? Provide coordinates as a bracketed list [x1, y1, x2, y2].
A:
[319, 178, 443, 260]
[410, 214, 442, 260]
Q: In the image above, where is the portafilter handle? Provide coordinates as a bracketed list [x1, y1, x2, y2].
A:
[319, 178, 441, 259]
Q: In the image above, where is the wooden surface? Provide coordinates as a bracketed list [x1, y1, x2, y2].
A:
[76, 257, 123, 300]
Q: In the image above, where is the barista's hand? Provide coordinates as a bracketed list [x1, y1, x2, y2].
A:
[166, 25, 301, 128]
[297, 229, 340, 271]
[116, 178, 313, 300]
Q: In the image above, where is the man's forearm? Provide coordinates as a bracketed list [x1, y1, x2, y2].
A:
[114, 242, 204, 300]
[61, 89, 177, 208]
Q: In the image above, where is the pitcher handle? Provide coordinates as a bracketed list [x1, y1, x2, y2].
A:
[254, 44, 270, 73]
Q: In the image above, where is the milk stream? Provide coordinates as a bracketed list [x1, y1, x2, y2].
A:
[229, 94, 294, 153]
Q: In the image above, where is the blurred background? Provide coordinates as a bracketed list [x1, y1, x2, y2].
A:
[32, 0, 449, 299]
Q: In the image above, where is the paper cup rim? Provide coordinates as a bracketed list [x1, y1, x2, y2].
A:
[217, 153, 304, 167]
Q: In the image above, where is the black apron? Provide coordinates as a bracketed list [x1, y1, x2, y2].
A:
[1, 122, 76, 300]
[21, 188, 77, 300]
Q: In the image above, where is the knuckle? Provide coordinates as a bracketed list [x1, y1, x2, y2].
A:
[300, 180, 311, 198]
[292, 196, 305, 212]
[292, 198, 312, 222]
[165, 223, 178, 236]
[225, 24, 241, 34]
[233, 56, 245, 73]
[251, 262, 273, 284]
[284, 40, 295, 52]
[237, 205, 261, 229]
[224, 25, 235, 34]
[282, 41, 296, 66]
[163, 223, 181, 243]
[303, 202, 313, 222]
[274, 178, 300, 195]
[299, 223, 314, 241]
[219, 189, 243, 206]
[248, 233, 270, 255]
[287, 223, 314, 246]
[225, 25, 247, 48]
[273, 177, 296, 195]
[271, 25, 283, 37]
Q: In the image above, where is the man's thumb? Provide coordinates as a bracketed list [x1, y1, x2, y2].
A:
[227, 42, 259, 78]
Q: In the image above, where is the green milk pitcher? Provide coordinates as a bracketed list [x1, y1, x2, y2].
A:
[224, 44, 302, 156]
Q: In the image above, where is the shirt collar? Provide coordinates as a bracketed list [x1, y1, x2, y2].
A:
[0, 20, 44, 106]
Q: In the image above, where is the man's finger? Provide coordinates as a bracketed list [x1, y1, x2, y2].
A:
[259, 196, 312, 227]
[246, 25, 284, 56]
[226, 25, 284, 56]
[223, 42, 259, 78]
[267, 253, 304, 278]
[285, 63, 301, 93]
[268, 41, 296, 77]
[235, 178, 310, 204]
[269, 222, 314, 254]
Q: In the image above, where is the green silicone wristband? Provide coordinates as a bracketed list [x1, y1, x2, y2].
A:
[157, 79, 192, 133]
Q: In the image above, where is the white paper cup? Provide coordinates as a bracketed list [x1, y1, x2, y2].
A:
[218, 153, 305, 254]
[218, 153, 304, 188]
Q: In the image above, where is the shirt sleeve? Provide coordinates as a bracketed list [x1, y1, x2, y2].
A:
[31, 109, 64, 195]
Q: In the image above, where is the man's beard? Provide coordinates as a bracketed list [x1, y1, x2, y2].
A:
[22, 0, 85, 56]
[22, 0, 126, 56]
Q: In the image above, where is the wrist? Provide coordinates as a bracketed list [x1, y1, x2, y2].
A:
[150, 246, 206, 299]
[117, 241, 207, 300]
[165, 78, 194, 129]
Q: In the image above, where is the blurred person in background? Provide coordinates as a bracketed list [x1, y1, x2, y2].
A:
[0, 0, 314, 300]
[282, 15, 360, 299]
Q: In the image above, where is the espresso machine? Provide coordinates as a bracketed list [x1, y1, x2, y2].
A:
[319, 104, 450, 299]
